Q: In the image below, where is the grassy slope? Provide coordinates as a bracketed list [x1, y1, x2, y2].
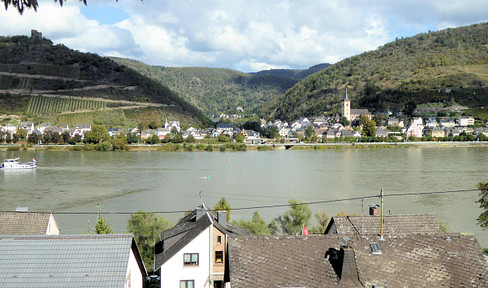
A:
[263, 23, 488, 121]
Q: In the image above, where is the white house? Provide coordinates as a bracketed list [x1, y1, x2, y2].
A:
[18, 121, 34, 134]
[155, 204, 250, 288]
[412, 117, 423, 125]
[458, 116, 474, 127]
[403, 122, 423, 138]
[4, 123, 17, 135]
[440, 119, 456, 128]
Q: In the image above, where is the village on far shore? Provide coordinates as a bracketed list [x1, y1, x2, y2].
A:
[1, 89, 487, 147]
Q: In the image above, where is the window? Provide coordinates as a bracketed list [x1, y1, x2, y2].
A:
[215, 251, 223, 263]
[180, 280, 194, 288]
[183, 253, 199, 266]
[217, 235, 222, 245]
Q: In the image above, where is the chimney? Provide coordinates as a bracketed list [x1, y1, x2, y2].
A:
[196, 205, 207, 220]
[217, 211, 227, 228]
[340, 247, 362, 286]
[369, 203, 379, 216]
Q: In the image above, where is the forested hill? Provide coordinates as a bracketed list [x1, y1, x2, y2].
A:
[251, 63, 331, 80]
[111, 58, 328, 116]
[262, 22, 488, 121]
[0, 35, 209, 126]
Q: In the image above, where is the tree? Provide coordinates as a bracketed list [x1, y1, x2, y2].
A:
[84, 125, 110, 144]
[185, 135, 195, 143]
[476, 182, 488, 229]
[214, 197, 231, 222]
[172, 133, 184, 143]
[362, 119, 377, 137]
[235, 133, 245, 143]
[61, 131, 71, 144]
[128, 210, 173, 271]
[233, 211, 270, 235]
[275, 199, 312, 235]
[339, 116, 350, 127]
[27, 132, 39, 144]
[309, 210, 331, 234]
[404, 101, 417, 116]
[161, 133, 172, 143]
[15, 128, 27, 140]
[146, 134, 159, 144]
[218, 135, 228, 142]
[305, 125, 314, 139]
[95, 216, 113, 234]
[126, 132, 139, 144]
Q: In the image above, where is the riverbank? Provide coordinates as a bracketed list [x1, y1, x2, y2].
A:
[1, 141, 488, 152]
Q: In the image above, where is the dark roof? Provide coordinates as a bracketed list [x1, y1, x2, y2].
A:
[228, 234, 488, 288]
[154, 205, 250, 270]
[0, 211, 58, 235]
[350, 109, 371, 115]
[325, 214, 443, 236]
[0, 234, 146, 288]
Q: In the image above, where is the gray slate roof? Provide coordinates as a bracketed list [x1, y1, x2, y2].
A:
[0, 234, 145, 288]
[0, 211, 57, 235]
[228, 234, 488, 288]
[325, 214, 443, 236]
[154, 205, 250, 270]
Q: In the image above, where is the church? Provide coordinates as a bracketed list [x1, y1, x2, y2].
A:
[341, 87, 371, 123]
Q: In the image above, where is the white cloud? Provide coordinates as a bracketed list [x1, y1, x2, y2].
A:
[0, 0, 487, 71]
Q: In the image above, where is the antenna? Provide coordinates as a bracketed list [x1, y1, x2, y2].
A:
[361, 198, 364, 235]
[380, 188, 384, 241]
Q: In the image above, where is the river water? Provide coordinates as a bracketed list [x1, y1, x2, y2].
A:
[1, 147, 487, 247]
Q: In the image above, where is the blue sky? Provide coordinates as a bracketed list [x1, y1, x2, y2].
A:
[1, 0, 487, 72]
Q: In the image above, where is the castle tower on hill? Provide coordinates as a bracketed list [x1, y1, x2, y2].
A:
[342, 87, 351, 122]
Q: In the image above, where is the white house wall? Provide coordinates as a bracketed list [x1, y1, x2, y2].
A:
[46, 214, 60, 235]
[125, 248, 144, 288]
[160, 226, 211, 288]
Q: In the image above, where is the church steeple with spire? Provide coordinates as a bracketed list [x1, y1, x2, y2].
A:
[342, 86, 351, 122]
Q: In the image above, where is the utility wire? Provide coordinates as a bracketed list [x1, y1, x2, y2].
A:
[1, 188, 479, 215]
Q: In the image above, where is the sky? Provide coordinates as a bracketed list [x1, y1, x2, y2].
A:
[0, 0, 487, 72]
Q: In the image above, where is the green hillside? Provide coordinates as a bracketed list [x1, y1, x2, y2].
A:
[111, 58, 299, 115]
[0, 35, 210, 127]
[263, 23, 488, 121]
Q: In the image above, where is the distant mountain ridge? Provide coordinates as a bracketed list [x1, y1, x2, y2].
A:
[111, 58, 331, 116]
[262, 22, 488, 121]
[251, 63, 331, 80]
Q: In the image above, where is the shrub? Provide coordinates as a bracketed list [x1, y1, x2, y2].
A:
[185, 144, 194, 151]
[219, 144, 226, 152]
[98, 141, 112, 151]
[205, 144, 213, 152]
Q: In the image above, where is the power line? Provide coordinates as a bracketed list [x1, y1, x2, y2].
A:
[1, 188, 478, 215]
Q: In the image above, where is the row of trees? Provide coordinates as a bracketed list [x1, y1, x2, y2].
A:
[215, 197, 330, 235]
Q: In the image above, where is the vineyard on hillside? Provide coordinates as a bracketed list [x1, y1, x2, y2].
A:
[26, 96, 106, 115]
[57, 112, 95, 126]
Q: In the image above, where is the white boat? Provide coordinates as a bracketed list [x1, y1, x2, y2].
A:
[0, 157, 37, 169]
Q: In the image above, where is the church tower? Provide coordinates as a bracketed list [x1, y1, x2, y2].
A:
[342, 87, 351, 122]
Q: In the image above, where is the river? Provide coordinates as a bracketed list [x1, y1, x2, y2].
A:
[1, 147, 487, 247]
